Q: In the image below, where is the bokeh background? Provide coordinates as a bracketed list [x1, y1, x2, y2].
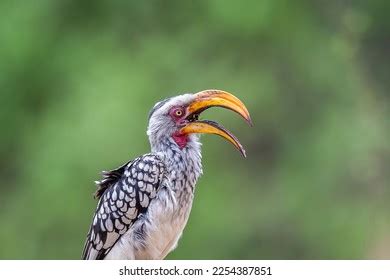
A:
[1, 0, 389, 259]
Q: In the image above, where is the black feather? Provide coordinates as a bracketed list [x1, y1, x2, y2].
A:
[82, 154, 166, 260]
[94, 160, 132, 199]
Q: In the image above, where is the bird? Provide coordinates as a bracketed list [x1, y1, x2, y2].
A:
[82, 89, 251, 260]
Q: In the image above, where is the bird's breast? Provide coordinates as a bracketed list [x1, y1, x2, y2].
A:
[136, 185, 194, 259]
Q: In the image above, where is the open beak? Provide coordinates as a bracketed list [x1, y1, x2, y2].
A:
[180, 89, 252, 157]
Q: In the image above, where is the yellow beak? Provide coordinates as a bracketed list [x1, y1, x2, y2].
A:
[187, 89, 252, 125]
[180, 89, 251, 157]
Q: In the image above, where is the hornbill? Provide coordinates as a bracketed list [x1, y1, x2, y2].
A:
[82, 90, 251, 260]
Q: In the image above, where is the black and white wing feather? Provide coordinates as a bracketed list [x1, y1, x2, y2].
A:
[82, 154, 166, 260]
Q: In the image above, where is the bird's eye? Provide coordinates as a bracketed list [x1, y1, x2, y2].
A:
[175, 109, 183, 117]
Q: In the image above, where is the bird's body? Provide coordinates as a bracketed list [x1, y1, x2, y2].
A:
[82, 90, 251, 260]
[86, 139, 202, 260]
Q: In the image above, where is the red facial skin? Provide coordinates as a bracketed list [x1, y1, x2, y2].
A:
[169, 106, 189, 149]
[172, 132, 188, 149]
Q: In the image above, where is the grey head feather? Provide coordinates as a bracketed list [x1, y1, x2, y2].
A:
[148, 97, 172, 121]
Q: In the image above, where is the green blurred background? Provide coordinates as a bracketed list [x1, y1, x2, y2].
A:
[0, 0, 389, 259]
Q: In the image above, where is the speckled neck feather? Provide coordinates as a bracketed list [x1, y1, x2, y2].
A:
[153, 135, 203, 194]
